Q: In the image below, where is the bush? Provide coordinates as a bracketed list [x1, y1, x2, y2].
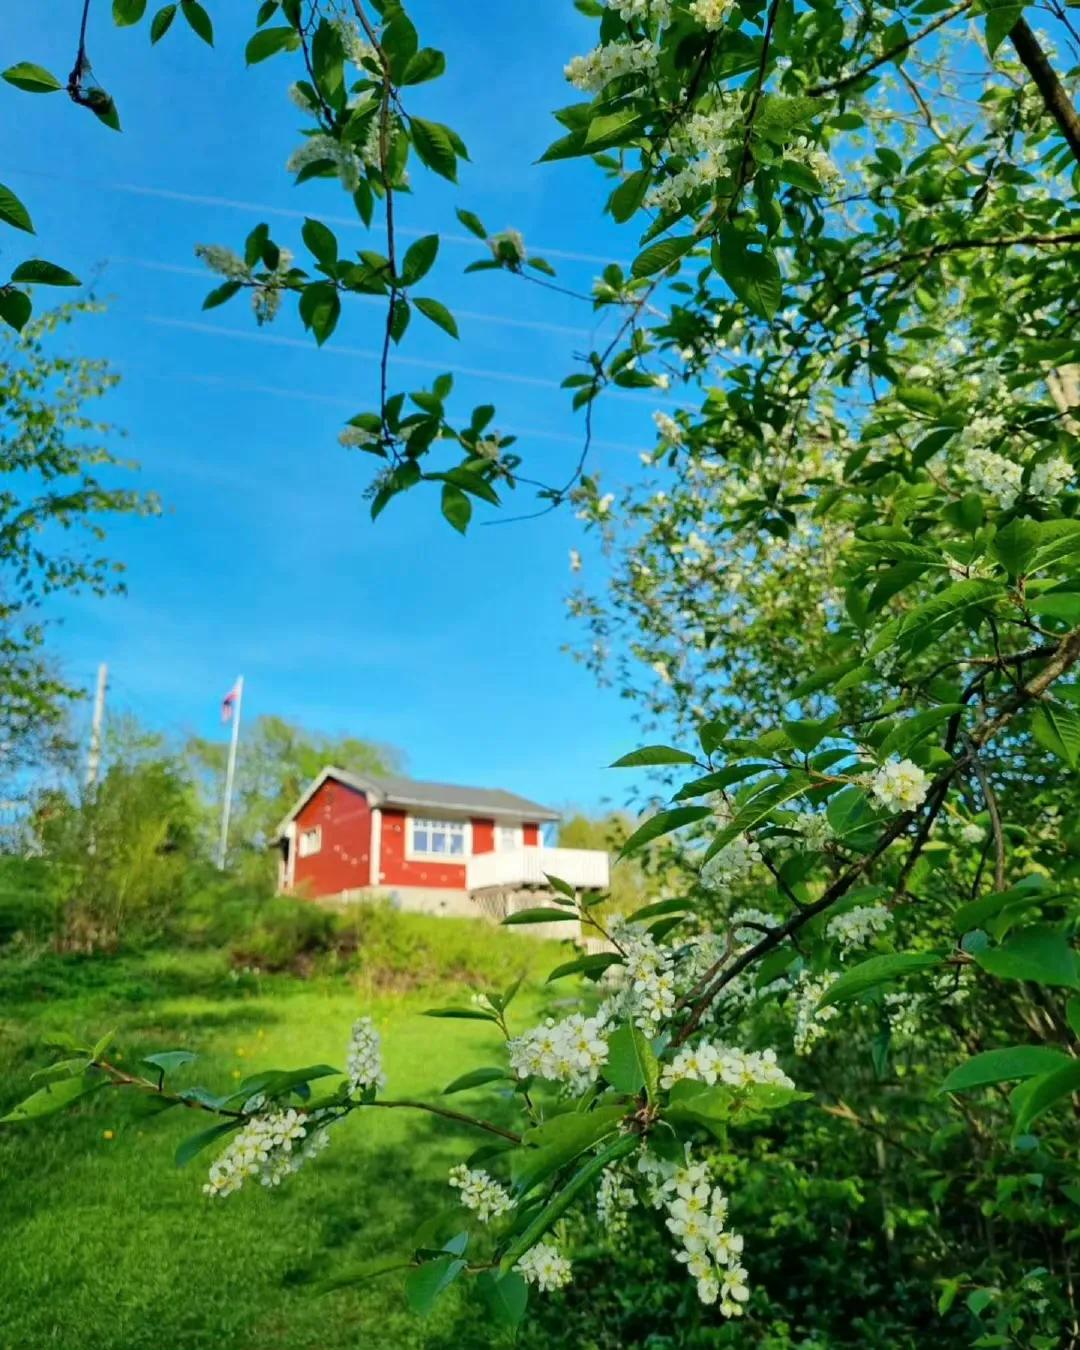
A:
[0, 858, 70, 946]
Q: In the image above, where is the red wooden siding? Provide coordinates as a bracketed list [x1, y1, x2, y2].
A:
[472, 818, 495, 854]
[523, 822, 540, 846]
[378, 807, 467, 889]
[292, 778, 372, 896]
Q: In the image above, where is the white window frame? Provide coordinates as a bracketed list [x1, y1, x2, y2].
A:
[406, 816, 471, 861]
[298, 826, 322, 858]
[496, 823, 522, 852]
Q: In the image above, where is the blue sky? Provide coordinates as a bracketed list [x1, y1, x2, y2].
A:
[1, 2, 673, 811]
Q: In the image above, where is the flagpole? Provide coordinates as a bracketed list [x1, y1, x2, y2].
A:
[217, 675, 243, 870]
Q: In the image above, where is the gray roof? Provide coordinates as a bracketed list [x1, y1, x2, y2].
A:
[272, 766, 560, 840]
[363, 773, 561, 821]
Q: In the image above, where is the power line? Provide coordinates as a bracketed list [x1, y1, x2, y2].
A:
[142, 315, 666, 406]
[6, 166, 622, 266]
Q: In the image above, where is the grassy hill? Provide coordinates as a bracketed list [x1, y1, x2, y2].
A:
[0, 900, 582, 1350]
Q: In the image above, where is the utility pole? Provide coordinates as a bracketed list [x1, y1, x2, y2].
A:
[84, 663, 108, 789]
[217, 675, 244, 870]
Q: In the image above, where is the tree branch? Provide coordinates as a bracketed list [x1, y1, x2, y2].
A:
[863, 232, 1080, 278]
[1008, 16, 1080, 165]
[806, 2, 972, 98]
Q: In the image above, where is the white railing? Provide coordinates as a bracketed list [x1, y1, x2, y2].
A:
[466, 846, 609, 893]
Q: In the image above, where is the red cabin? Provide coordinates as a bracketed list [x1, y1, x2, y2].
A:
[271, 768, 610, 919]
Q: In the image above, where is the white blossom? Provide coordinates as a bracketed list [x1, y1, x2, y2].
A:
[790, 811, 833, 851]
[1029, 455, 1073, 499]
[596, 1164, 637, 1234]
[653, 410, 684, 445]
[488, 228, 526, 265]
[508, 1012, 608, 1090]
[194, 245, 248, 280]
[564, 40, 658, 92]
[791, 974, 840, 1055]
[826, 904, 891, 951]
[603, 0, 672, 22]
[688, 0, 735, 30]
[660, 1040, 794, 1092]
[345, 1016, 385, 1095]
[959, 820, 984, 845]
[870, 757, 930, 812]
[204, 1109, 330, 1198]
[286, 132, 364, 190]
[448, 1164, 512, 1223]
[700, 835, 762, 894]
[569, 548, 582, 573]
[516, 1241, 573, 1292]
[963, 445, 1024, 508]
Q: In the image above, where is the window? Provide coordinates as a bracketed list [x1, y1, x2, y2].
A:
[411, 817, 467, 857]
[298, 826, 322, 857]
[497, 824, 520, 852]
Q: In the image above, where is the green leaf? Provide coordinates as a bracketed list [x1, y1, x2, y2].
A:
[1026, 521, 1080, 574]
[940, 1046, 1071, 1094]
[974, 926, 1080, 989]
[502, 907, 578, 926]
[244, 23, 300, 62]
[202, 280, 241, 311]
[609, 169, 650, 223]
[0, 1071, 105, 1122]
[10, 259, 80, 287]
[298, 281, 340, 345]
[544, 872, 576, 901]
[0, 183, 33, 233]
[441, 1067, 507, 1095]
[150, 5, 177, 42]
[302, 217, 337, 266]
[984, 4, 1023, 55]
[627, 896, 692, 923]
[113, 0, 148, 24]
[878, 705, 964, 759]
[423, 1007, 499, 1022]
[440, 483, 471, 534]
[604, 1021, 659, 1101]
[2, 62, 63, 93]
[713, 233, 782, 320]
[505, 1132, 637, 1261]
[870, 580, 1002, 655]
[631, 235, 696, 279]
[181, 0, 213, 44]
[1032, 702, 1080, 768]
[414, 297, 458, 338]
[455, 208, 487, 239]
[405, 1255, 467, 1317]
[401, 234, 439, 286]
[411, 118, 458, 182]
[817, 952, 945, 1009]
[707, 774, 811, 856]
[402, 48, 446, 84]
[953, 877, 1054, 934]
[674, 764, 771, 800]
[546, 952, 623, 982]
[618, 805, 711, 859]
[610, 745, 699, 768]
[585, 108, 646, 149]
[1013, 1059, 1080, 1133]
[476, 1270, 528, 1328]
[389, 296, 410, 344]
[143, 1050, 197, 1076]
[511, 1106, 624, 1195]
[0, 287, 32, 332]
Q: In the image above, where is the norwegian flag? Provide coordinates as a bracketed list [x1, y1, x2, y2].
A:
[221, 679, 242, 724]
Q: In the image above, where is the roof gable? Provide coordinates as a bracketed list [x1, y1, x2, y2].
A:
[272, 766, 560, 841]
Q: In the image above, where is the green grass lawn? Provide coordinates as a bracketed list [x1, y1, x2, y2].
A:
[0, 921, 578, 1350]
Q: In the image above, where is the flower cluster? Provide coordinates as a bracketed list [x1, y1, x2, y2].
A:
[963, 445, 1024, 508]
[564, 40, 658, 92]
[688, 0, 735, 30]
[596, 1164, 638, 1235]
[603, 0, 672, 22]
[640, 1147, 750, 1314]
[204, 1109, 330, 1199]
[826, 904, 891, 951]
[508, 1012, 608, 1090]
[790, 811, 833, 851]
[869, 757, 930, 812]
[516, 1241, 573, 1292]
[448, 1164, 513, 1223]
[620, 928, 677, 1031]
[345, 1016, 385, 1095]
[1029, 454, 1073, 498]
[646, 105, 740, 213]
[488, 228, 526, 266]
[287, 131, 370, 191]
[730, 907, 777, 948]
[653, 410, 685, 445]
[959, 820, 984, 845]
[195, 242, 294, 325]
[700, 834, 762, 894]
[332, 14, 376, 68]
[660, 1040, 794, 1092]
[791, 974, 840, 1055]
